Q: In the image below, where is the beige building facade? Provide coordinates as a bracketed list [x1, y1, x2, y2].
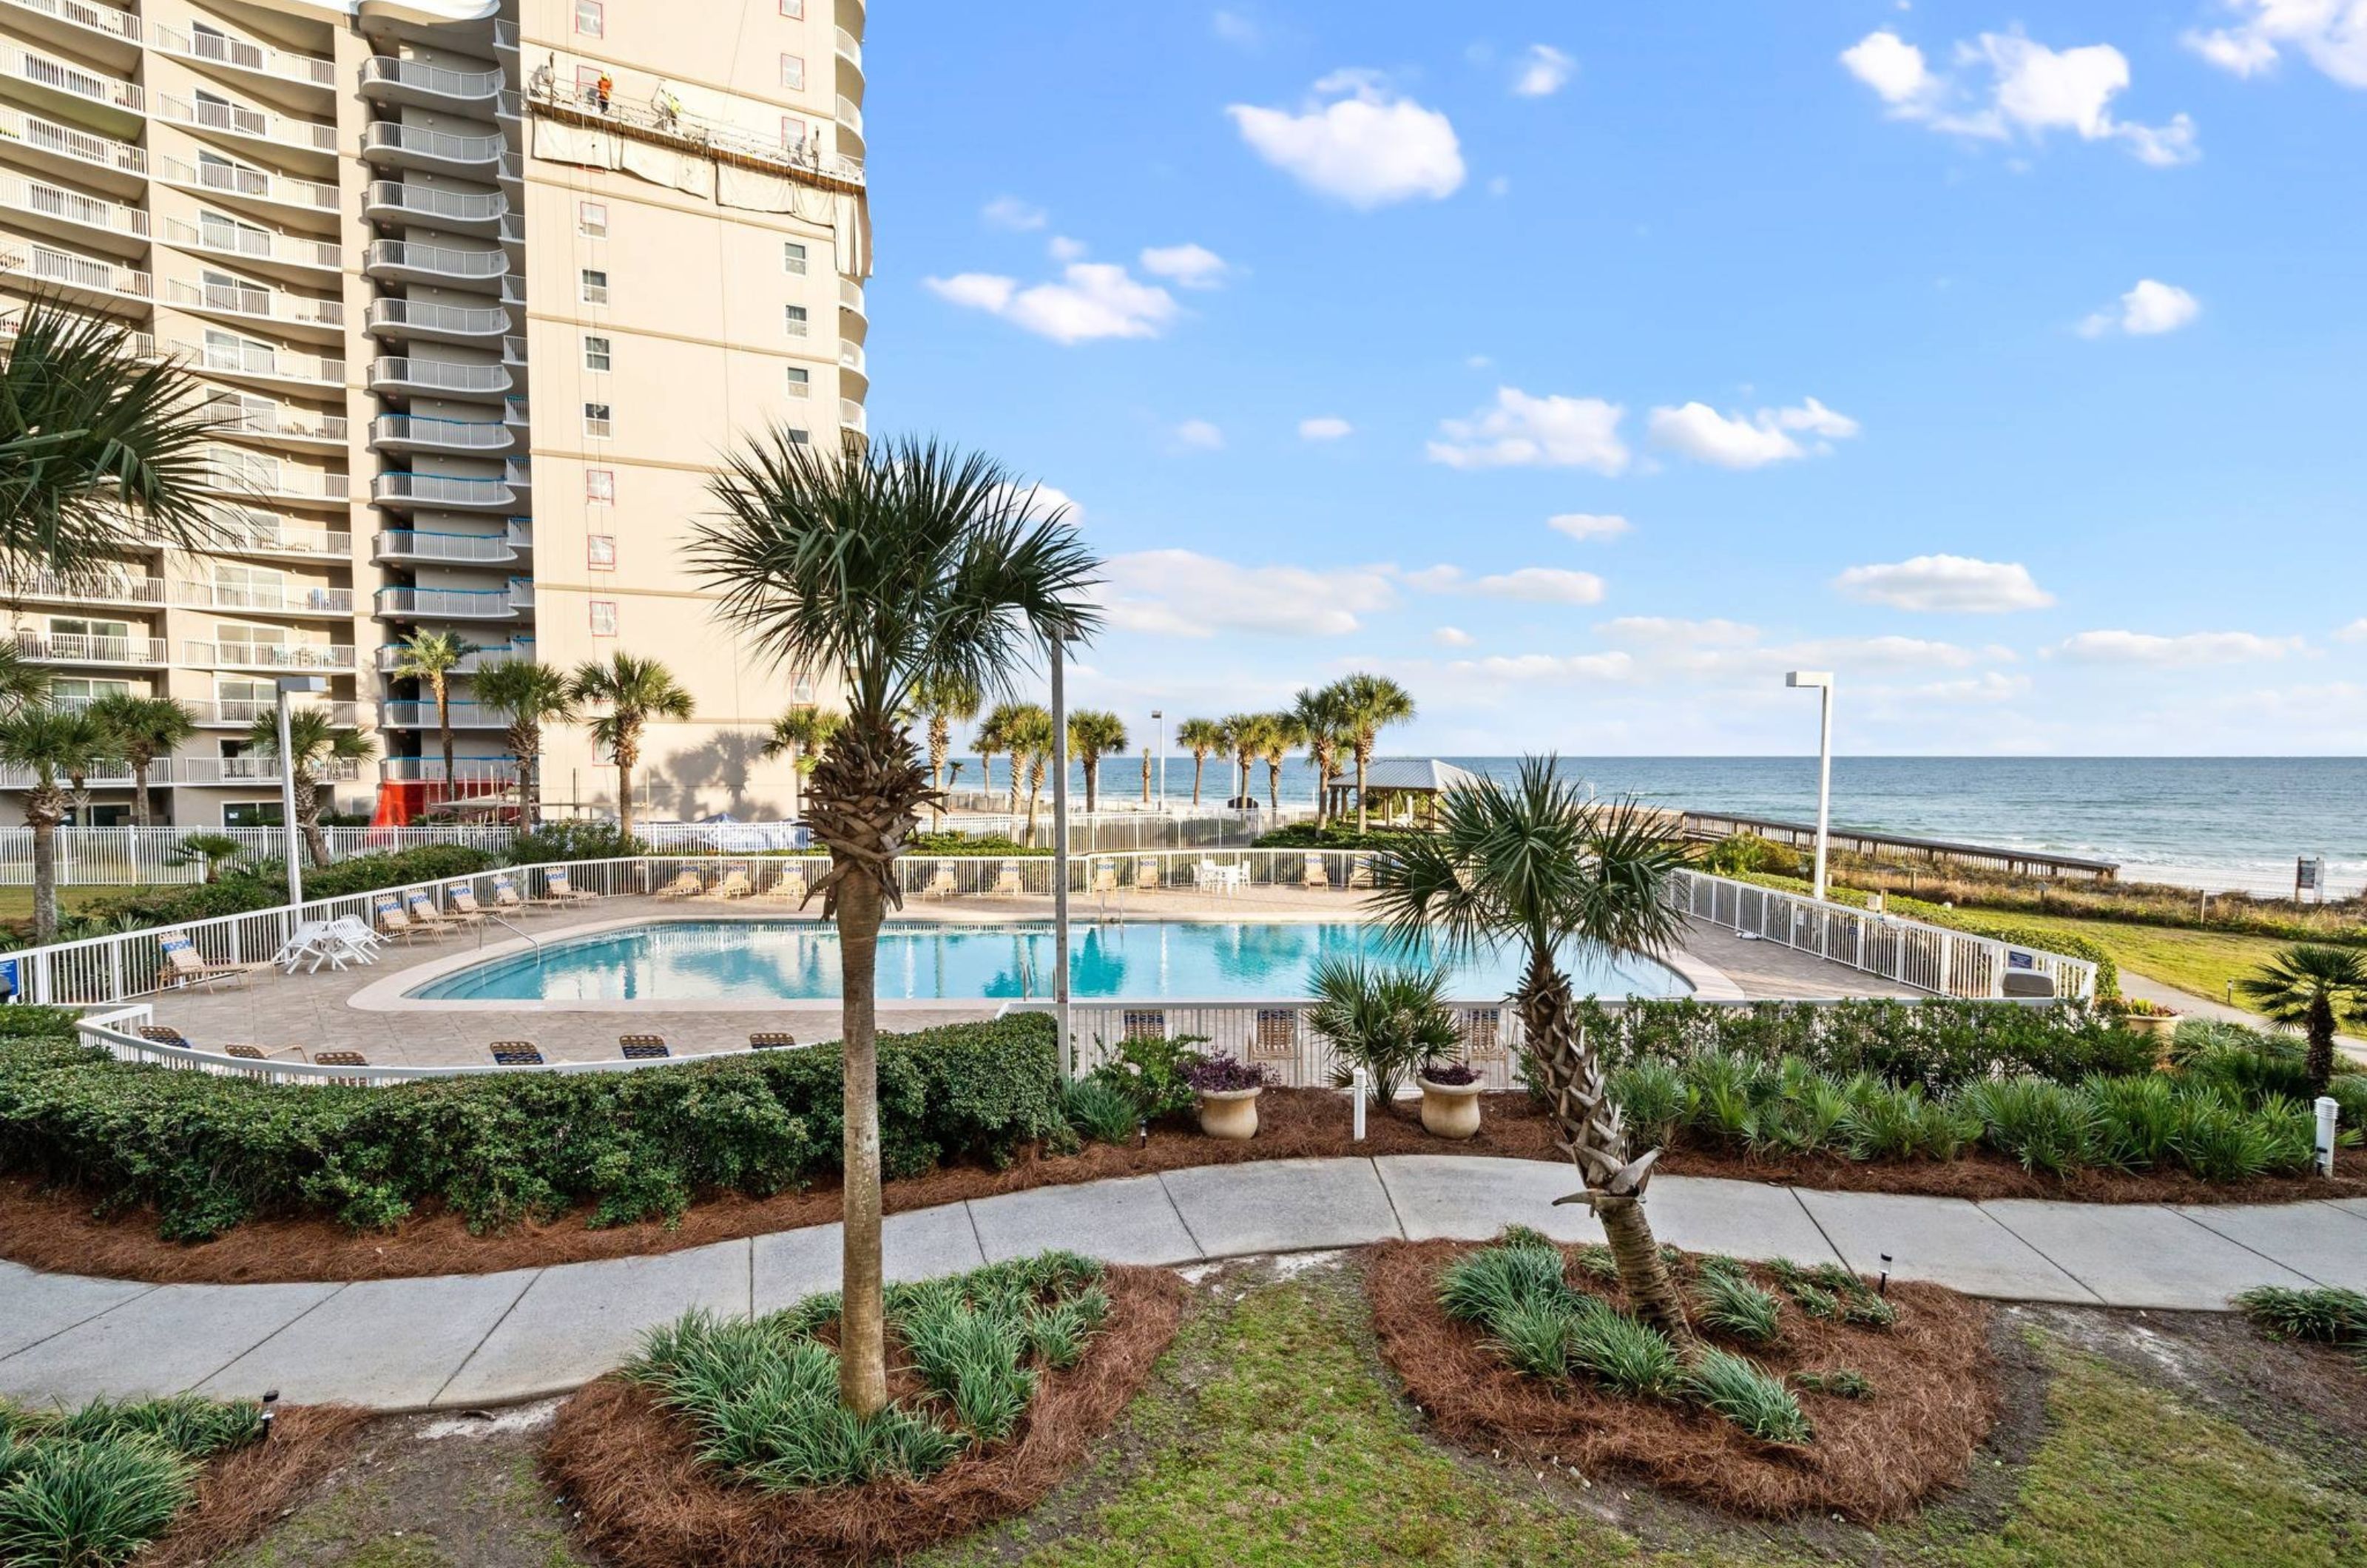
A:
[0, 0, 864, 828]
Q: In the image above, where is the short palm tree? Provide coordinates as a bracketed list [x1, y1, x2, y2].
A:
[472, 659, 576, 826]
[0, 706, 107, 940]
[1365, 755, 1698, 1343]
[166, 830, 247, 885]
[975, 700, 1033, 816]
[2238, 944, 2367, 1100]
[692, 430, 1098, 1419]
[0, 294, 219, 589]
[567, 652, 694, 841]
[244, 709, 374, 869]
[1309, 956, 1462, 1112]
[1291, 685, 1351, 825]
[1176, 717, 1224, 806]
[84, 692, 194, 828]
[1257, 711, 1303, 813]
[763, 705, 844, 820]
[1067, 708, 1128, 814]
[390, 631, 473, 798]
[1331, 672, 1417, 832]
[909, 673, 979, 824]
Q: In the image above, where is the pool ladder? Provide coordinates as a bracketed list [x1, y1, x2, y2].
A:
[481, 915, 541, 955]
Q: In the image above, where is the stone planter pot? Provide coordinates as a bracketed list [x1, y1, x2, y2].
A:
[1196, 1086, 1262, 1140]
[1419, 1076, 1484, 1140]
[2123, 1011, 2178, 1038]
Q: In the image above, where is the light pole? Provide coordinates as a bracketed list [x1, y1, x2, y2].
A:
[1149, 708, 1164, 811]
[1050, 641, 1072, 1079]
[274, 675, 326, 908]
[1785, 670, 1834, 902]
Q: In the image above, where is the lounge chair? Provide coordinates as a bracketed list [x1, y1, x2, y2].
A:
[1091, 862, 1120, 896]
[990, 859, 1024, 898]
[759, 863, 810, 902]
[490, 872, 544, 916]
[534, 867, 600, 905]
[1133, 856, 1161, 892]
[1121, 1008, 1166, 1041]
[449, 885, 495, 920]
[138, 1024, 193, 1049]
[223, 1043, 303, 1061]
[410, 890, 482, 933]
[1346, 855, 1374, 890]
[308, 1049, 371, 1084]
[655, 868, 706, 899]
[918, 863, 957, 900]
[1302, 854, 1331, 892]
[749, 1030, 798, 1050]
[158, 929, 268, 991]
[372, 894, 433, 944]
[619, 1033, 671, 1060]
[489, 1041, 544, 1065]
[705, 868, 753, 900]
[1254, 1007, 1296, 1060]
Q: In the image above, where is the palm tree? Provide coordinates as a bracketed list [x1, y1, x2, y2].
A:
[692, 430, 1098, 1419]
[1330, 672, 1417, 833]
[1176, 717, 1223, 807]
[763, 705, 844, 820]
[244, 709, 374, 869]
[84, 693, 193, 828]
[0, 706, 106, 941]
[1291, 684, 1351, 826]
[0, 294, 218, 589]
[1365, 756, 1698, 1343]
[0, 642, 50, 716]
[1009, 703, 1054, 844]
[390, 631, 473, 799]
[567, 652, 695, 841]
[2238, 944, 2367, 1100]
[1067, 708, 1128, 814]
[971, 713, 1007, 817]
[166, 830, 246, 884]
[1257, 712, 1303, 814]
[473, 659, 576, 826]
[909, 673, 979, 825]
[975, 700, 1035, 817]
[1220, 713, 1261, 805]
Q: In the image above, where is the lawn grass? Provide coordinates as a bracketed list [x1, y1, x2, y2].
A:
[0, 885, 169, 924]
[1964, 912, 2297, 1016]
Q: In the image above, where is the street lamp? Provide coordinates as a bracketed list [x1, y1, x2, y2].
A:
[1050, 640, 1073, 1079]
[274, 675, 326, 908]
[1785, 671, 1834, 902]
[1149, 708, 1164, 811]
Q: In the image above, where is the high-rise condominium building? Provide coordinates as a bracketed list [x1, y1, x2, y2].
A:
[0, 0, 867, 828]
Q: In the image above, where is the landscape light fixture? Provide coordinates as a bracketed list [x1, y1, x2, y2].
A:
[1784, 671, 1834, 902]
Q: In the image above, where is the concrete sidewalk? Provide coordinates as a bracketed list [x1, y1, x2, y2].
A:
[2, 1158, 2361, 1413]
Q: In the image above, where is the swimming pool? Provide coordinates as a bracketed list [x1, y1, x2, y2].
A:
[405, 919, 1686, 1004]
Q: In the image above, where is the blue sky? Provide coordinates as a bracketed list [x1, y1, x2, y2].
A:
[859, 2, 2364, 756]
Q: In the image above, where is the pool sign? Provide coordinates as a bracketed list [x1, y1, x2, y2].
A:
[2005, 949, 2037, 971]
[2296, 856, 2326, 902]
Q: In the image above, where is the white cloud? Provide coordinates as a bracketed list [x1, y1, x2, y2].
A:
[1833, 555, 2055, 613]
[1212, 8, 1260, 49]
[982, 196, 1047, 231]
[1512, 44, 1576, 97]
[2079, 278, 2201, 337]
[1297, 416, 1354, 442]
[1426, 388, 1629, 473]
[1547, 513, 1631, 542]
[2339, 618, 2367, 643]
[1843, 27, 2199, 166]
[1914, 672, 2034, 704]
[2184, 2, 2367, 88]
[1046, 234, 1090, 263]
[992, 481, 1083, 525]
[2055, 629, 2302, 665]
[1647, 397, 1860, 469]
[1432, 626, 1475, 648]
[924, 262, 1178, 345]
[1468, 567, 1606, 605]
[1139, 243, 1231, 289]
[1173, 419, 1225, 451]
[1098, 550, 1397, 637]
[1227, 74, 1465, 208]
[1598, 616, 1760, 648]
[1451, 651, 1634, 682]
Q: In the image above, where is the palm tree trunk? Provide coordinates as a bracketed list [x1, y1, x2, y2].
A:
[834, 867, 890, 1414]
[1312, 748, 1328, 826]
[435, 679, 455, 800]
[27, 791, 58, 944]
[615, 734, 637, 840]
[129, 760, 150, 830]
[292, 775, 331, 869]
[1084, 758, 1098, 815]
[1267, 762, 1280, 812]
[1024, 764, 1042, 845]
[1190, 754, 1205, 805]
[1355, 741, 1371, 833]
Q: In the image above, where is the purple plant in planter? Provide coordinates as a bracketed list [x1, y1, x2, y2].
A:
[1420, 1061, 1481, 1087]
[1185, 1054, 1274, 1093]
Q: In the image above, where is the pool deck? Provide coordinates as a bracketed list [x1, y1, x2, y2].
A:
[140, 889, 1919, 1069]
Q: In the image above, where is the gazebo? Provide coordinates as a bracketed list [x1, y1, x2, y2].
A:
[1323, 758, 1479, 829]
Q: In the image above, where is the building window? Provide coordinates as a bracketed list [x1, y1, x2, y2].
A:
[587, 535, 616, 570]
[783, 304, 808, 337]
[780, 54, 805, 91]
[578, 200, 607, 238]
[584, 402, 612, 437]
[780, 0, 804, 16]
[575, 64, 604, 99]
[585, 468, 615, 504]
[786, 428, 810, 445]
[583, 334, 612, 372]
[782, 240, 807, 275]
[785, 366, 810, 399]
[575, 0, 603, 37]
[590, 600, 618, 636]
[781, 117, 808, 154]
[580, 268, 608, 304]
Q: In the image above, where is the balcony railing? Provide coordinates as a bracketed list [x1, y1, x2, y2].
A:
[373, 527, 516, 564]
[374, 586, 516, 619]
[364, 298, 507, 339]
[840, 341, 865, 374]
[183, 641, 355, 670]
[152, 24, 334, 90]
[177, 755, 362, 786]
[13, 632, 166, 665]
[379, 700, 504, 729]
[164, 276, 343, 331]
[0, 171, 145, 237]
[163, 216, 340, 271]
[837, 94, 862, 137]
[369, 414, 508, 451]
[840, 277, 865, 316]
[380, 756, 516, 784]
[840, 398, 867, 435]
[175, 339, 343, 387]
[0, 570, 162, 604]
[359, 121, 503, 166]
[175, 580, 354, 615]
[357, 56, 501, 103]
[362, 180, 505, 226]
[154, 92, 335, 153]
[364, 238, 507, 283]
[0, 106, 143, 175]
[207, 510, 351, 558]
[374, 642, 526, 675]
[13, 241, 147, 299]
[836, 25, 862, 68]
[3, 0, 141, 46]
[206, 402, 348, 445]
[1, 45, 142, 114]
[368, 357, 509, 396]
[189, 698, 358, 727]
[372, 472, 513, 508]
[155, 152, 337, 212]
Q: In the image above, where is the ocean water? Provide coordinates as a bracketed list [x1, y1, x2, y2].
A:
[958, 756, 2367, 898]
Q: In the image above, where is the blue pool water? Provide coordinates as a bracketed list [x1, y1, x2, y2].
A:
[407, 919, 1686, 1004]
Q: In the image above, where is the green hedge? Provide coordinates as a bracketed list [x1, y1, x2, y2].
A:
[1252, 822, 1430, 852]
[26, 846, 503, 946]
[0, 1014, 1063, 1241]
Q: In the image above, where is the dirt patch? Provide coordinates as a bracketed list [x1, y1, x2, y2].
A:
[1366, 1237, 1998, 1521]
[9, 1089, 2361, 1285]
[139, 1404, 371, 1568]
[544, 1264, 1186, 1567]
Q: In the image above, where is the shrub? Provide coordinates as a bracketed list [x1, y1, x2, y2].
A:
[0, 1435, 193, 1567]
[1960, 1078, 2098, 1176]
[1436, 1239, 1572, 1327]
[1684, 1348, 1813, 1444]
[1060, 1075, 1139, 1146]
[900, 831, 1049, 857]
[1694, 1262, 1783, 1345]
[1791, 1368, 1871, 1399]
[1564, 1298, 1683, 1399]
[1310, 956, 1462, 1106]
[1607, 1059, 1689, 1149]
[1085, 1032, 1206, 1123]
[0, 1015, 1064, 1239]
[503, 821, 646, 865]
[1182, 1055, 1272, 1093]
[44, 845, 502, 944]
[2233, 1285, 2367, 1347]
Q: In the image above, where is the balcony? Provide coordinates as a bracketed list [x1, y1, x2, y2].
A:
[153, 93, 336, 167]
[164, 276, 343, 344]
[0, 759, 158, 789]
[359, 121, 504, 178]
[372, 527, 519, 565]
[373, 585, 517, 621]
[361, 179, 506, 235]
[504, 459, 530, 493]
[0, 45, 143, 133]
[13, 631, 166, 666]
[363, 297, 507, 346]
[837, 94, 863, 144]
[839, 339, 866, 380]
[371, 471, 513, 511]
[0, 0, 141, 67]
[840, 398, 867, 436]
[368, 356, 510, 402]
[0, 105, 143, 191]
[1, 240, 149, 313]
[379, 700, 504, 729]
[840, 275, 866, 331]
[189, 698, 357, 728]
[175, 337, 344, 393]
[357, 56, 502, 112]
[155, 152, 337, 220]
[152, 24, 334, 101]
[362, 237, 506, 291]
[199, 460, 349, 509]
[374, 642, 524, 675]
[175, 580, 354, 616]
[178, 755, 362, 786]
[368, 414, 511, 456]
[836, 25, 862, 72]
[206, 402, 348, 453]
[0, 569, 163, 606]
[163, 216, 340, 281]
[0, 169, 145, 254]
[183, 640, 355, 672]
[380, 756, 515, 784]
[206, 508, 351, 561]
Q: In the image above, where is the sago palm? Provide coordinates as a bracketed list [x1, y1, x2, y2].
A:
[244, 708, 374, 869]
[567, 652, 694, 841]
[1291, 684, 1351, 825]
[473, 659, 576, 825]
[1066, 708, 1128, 814]
[166, 830, 247, 885]
[692, 430, 1098, 1417]
[1365, 755, 1698, 1343]
[1330, 672, 1416, 832]
[84, 692, 194, 828]
[390, 630, 473, 797]
[0, 706, 107, 941]
[1175, 717, 1223, 806]
[2238, 944, 2367, 1100]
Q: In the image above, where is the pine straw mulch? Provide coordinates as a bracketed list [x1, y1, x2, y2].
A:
[135, 1404, 371, 1568]
[544, 1265, 1185, 1568]
[10, 1089, 2364, 1285]
[1367, 1238, 1998, 1522]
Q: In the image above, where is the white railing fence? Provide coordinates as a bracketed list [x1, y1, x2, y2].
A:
[1010, 998, 1532, 1092]
[0, 824, 518, 886]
